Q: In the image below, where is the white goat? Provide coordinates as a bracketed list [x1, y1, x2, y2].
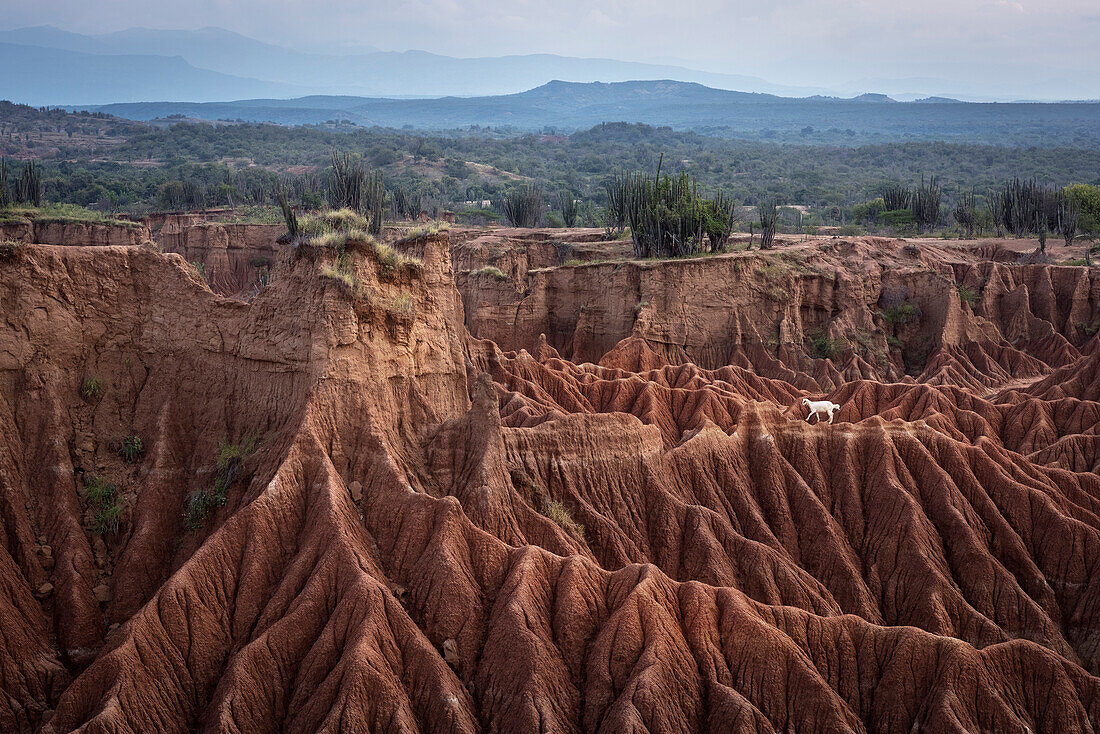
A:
[801, 398, 841, 425]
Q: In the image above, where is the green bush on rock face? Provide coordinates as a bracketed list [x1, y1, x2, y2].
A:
[185, 436, 258, 531]
[473, 266, 507, 280]
[84, 475, 125, 535]
[118, 434, 144, 463]
[882, 302, 919, 325]
[81, 376, 103, 401]
[542, 498, 584, 542]
[956, 284, 979, 306]
[806, 328, 844, 360]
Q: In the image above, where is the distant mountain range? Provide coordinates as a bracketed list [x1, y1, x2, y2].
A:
[80, 80, 931, 128]
[2, 24, 1097, 147]
[0, 25, 837, 105]
[71, 79, 1100, 149]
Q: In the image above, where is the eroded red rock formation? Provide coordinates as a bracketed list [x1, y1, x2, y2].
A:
[2, 230, 1100, 732]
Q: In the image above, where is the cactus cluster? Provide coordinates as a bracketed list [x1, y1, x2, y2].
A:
[327, 149, 384, 235]
[609, 157, 739, 258]
[500, 186, 544, 228]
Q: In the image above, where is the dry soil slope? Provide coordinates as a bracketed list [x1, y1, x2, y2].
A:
[0, 235, 1099, 732]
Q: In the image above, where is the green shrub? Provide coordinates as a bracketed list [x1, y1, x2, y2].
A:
[218, 435, 256, 469]
[455, 207, 500, 224]
[883, 209, 916, 228]
[806, 327, 844, 360]
[83, 475, 125, 534]
[386, 293, 416, 319]
[118, 434, 144, 463]
[184, 489, 213, 530]
[397, 221, 450, 243]
[81, 376, 103, 401]
[220, 205, 284, 225]
[185, 436, 256, 531]
[299, 208, 370, 237]
[542, 498, 584, 541]
[956, 284, 979, 306]
[0, 203, 140, 228]
[882, 302, 919, 325]
[473, 265, 507, 280]
[321, 262, 357, 290]
[211, 476, 230, 508]
[312, 227, 372, 250]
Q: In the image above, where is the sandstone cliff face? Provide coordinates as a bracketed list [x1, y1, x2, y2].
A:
[2, 231, 1100, 733]
[153, 216, 285, 296]
[0, 220, 149, 247]
[461, 237, 1099, 393]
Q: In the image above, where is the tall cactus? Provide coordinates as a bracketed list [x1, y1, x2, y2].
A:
[758, 198, 779, 250]
[501, 186, 544, 228]
[0, 157, 8, 207]
[15, 159, 42, 206]
[365, 169, 384, 235]
[953, 190, 977, 238]
[881, 183, 912, 212]
[328, 149, 364, 212]
[604, 174, 628, 234]
[559, 191, 578, 228]
[277, 190, 299, 240]
[1056, 189, 1079, 247]
[912, 174, 942, 233]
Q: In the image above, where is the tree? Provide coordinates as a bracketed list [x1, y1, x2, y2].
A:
[623, 169, 707, 258]
[986, 189, 1006, 237]
[1065, 184, 1100, 236]
[365, 169, 384, 236]
[277, 190, 299, 240]
[852, 198, 885, 224]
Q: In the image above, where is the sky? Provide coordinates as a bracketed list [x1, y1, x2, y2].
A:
[2, 0, 1098, 98]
